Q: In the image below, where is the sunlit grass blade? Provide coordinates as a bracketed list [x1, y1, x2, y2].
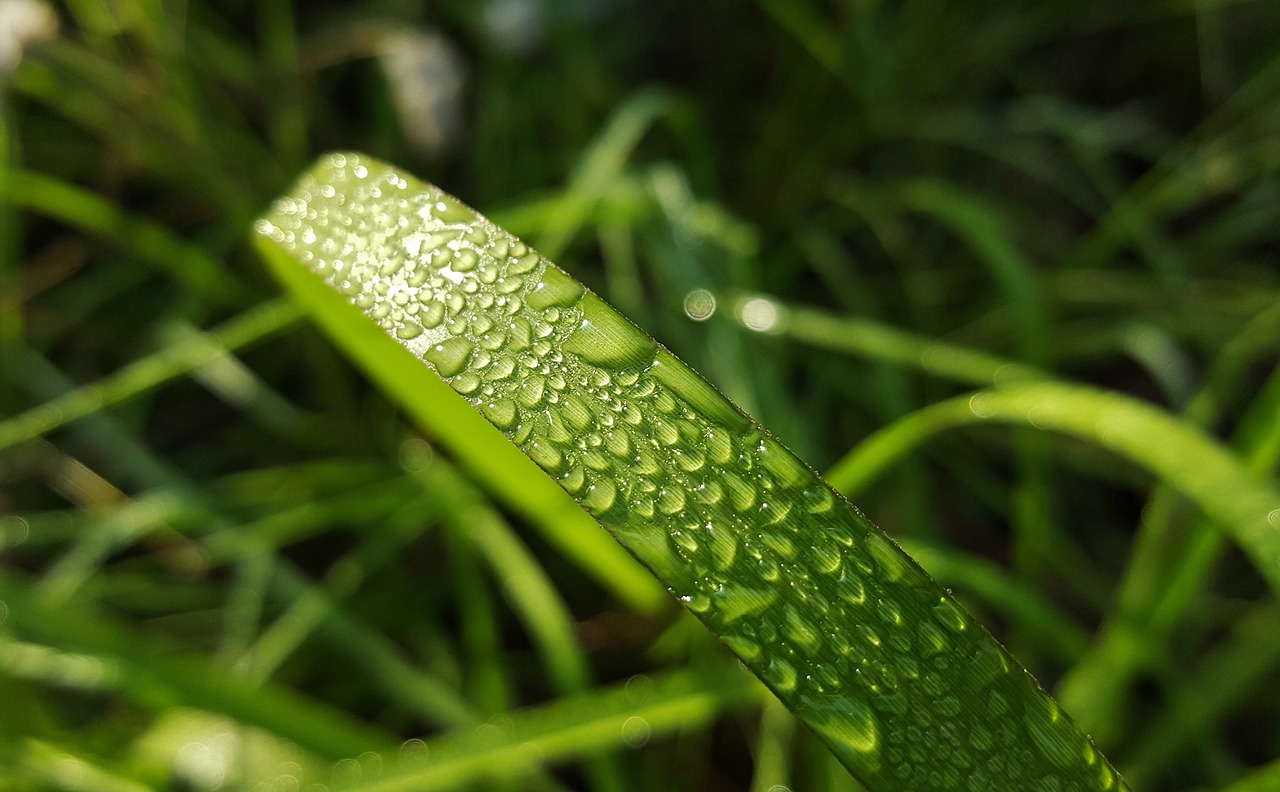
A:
[725, 293, 1045, 386]
[255, 152, 1129, 791]
[343, 667, 760, 792]
[825, 382, 1280, 599]
[21, 740, 153, 792]
[0, 572, 393, 758]
[254, 199, 667, 616]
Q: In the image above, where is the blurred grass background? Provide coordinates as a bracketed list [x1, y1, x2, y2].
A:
[1, 1, 1279, 790]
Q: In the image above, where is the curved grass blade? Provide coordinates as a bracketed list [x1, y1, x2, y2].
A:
[825, 383, 1280, 600]
[254, 152, 1128, 792]
[344, 666, 758, 792]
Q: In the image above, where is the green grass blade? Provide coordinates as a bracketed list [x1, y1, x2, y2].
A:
[254, 152, 1128, 792]
[0, 299, 302, 452]
[253, 200, 667, 616]
[736, 294, 1046, 387]
[345, 667, 759, 792]
[826, 382, 1280, 599]
[0, 169, 246, 303]
[0, 572, 393, 758]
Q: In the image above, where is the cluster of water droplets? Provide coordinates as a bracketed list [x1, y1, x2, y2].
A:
[256, 153, 1123, 792]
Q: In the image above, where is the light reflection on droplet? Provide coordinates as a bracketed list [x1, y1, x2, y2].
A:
[621, 716, 651, 747]
[738, 297, 779, 332]
[400, 738, 429, 765]
[968, 393, 993, 417]
[398, 438, 435, 471]
[683, 289, 716, 321]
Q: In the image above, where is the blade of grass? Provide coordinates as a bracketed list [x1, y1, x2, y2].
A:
[897, 539, 1089, 663]
[343, 666, 761, 792]
[726, 294, 1045, 387]
[21, 740, 154, 792]
[254, 183, 667, 616]
[256, 152, 1130, 791]
[750, 700, 798, 792]
[1059, 360, 1280, 742]
[0, 298, 302, 452]
[532, 90, 670, 261]
[1123, 604, 1280, 788]
[414, 456, 628, 792]
[0, 169, 246, 303]
[0, 572, 394, 758]
[825, 382, 1280, 599]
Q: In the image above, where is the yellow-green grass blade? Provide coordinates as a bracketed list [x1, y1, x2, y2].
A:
[825, 383, 1280, 601]
[254, 204, 666, 616]
[344, 666, 759, 792]
[254, 152, 1128, 791]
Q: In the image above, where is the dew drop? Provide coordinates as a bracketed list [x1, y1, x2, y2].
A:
[876, 597, 903, 625]
[657, 487, 687, 515]
[517, 376, 545, 407]
[528, 441, 563, 472]
[452, 249, 478, 272]
[808, 544, 842, 575]
[649, 352, 746, 430]
[765, 657, 797, 691]
[485, 357, 516, 381]
[621, 716, 651, 748]
[783, 607, 821, 650]
[605, 429, 632, 458]
[560, 464, 586, 494]
[721, 634, 761, 660]
[722, 471, 757, 511]
[756, 437, 808, 487]
[453, 372, 480, 394]
[801, 486, 835, 514]
[1024, 697, 1076, 768]
[396, 321, 424, 340]
[683, 289, 716, 320]
[933, 597, 968, 633]
[867, 534, 910, 582]
[857, 623, 881, 648]
[431, 194, 473, 223]
[651, 417, 681, 446]
[706, 427, 733, 464]
[581, 479, 618, 513]
[509, 251, 540, 274]
[711, 587, 777, 623]
[917, 621, 948, 656]
[509, 317, 533, 350]
[682, 592, 711, 613]
[481, 398, 518, 430]
[707, 522, 737, 569]
[760, 532, 795, 559]
[426, 337, 474, 377]
[526, 265, 584, 310]
[671, 530, 699, 554]
[561, 394, 594, 431]
[797, 694, 880, 760]
[693, 480, 724, 505]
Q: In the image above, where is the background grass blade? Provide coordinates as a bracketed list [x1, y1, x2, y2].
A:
[345, 667, 760, 792]
[825, 382, 1280, 599]
[256, 152, 1128, 792]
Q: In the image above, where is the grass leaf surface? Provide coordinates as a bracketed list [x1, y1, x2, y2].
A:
[255, 152, 1129, 791]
